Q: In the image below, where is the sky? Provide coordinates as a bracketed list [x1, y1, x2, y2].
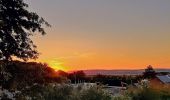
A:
[25, 0, 170, 71]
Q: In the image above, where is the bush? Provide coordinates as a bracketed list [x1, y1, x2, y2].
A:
[0, 62, 12, 85]
[80, 86, 112, 100]
[15, 84, 112, 100]
[44, 84, 73, 100]
[112, 96, 131, 100]
[0, 61, 68, 90]
[127, 86, 170, 100]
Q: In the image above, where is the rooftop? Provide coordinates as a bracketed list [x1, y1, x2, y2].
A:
[156, 75, 170, 84]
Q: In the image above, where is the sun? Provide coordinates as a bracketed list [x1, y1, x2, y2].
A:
[48, 61, 67, 71]
[38, 58, 68, 71]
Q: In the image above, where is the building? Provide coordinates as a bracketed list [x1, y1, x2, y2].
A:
[150, 75, 170, 88]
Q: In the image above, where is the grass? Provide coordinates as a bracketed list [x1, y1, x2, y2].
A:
[126, 85, 170, 100]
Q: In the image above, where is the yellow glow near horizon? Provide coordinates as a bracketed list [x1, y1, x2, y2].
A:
[38, 59, 68, 71]
[29, 0, 170, 71]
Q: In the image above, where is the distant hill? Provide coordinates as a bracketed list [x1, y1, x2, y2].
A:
[83, 69, 170, 75]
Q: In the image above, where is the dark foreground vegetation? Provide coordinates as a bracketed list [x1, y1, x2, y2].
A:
[15, 84, 112, 100]
[0, 60, 142, 90]
[1, 61, 170, 100]
[0, 61, 112, 100]
[0, 61, 68, 90]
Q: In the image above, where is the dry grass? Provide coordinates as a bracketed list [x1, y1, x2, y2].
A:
[126, 85, 170, 100]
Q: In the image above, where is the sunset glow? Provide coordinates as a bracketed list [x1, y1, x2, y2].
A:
[26, 0, 170, 71]
[38, 59, 68, 71]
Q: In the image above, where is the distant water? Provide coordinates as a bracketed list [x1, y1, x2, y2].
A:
[83, 69, 170, 75]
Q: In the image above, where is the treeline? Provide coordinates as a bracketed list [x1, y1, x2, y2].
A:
[0, 61, 143, 90]
[0, 61, 67, 90]
[58, 70, 143, 86]
[88, 74, 143, 86]
[57, 65, 170, 86]
[1, 61, 168, 90]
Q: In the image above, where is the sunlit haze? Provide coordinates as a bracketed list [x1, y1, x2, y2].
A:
[25, 0, 170, 71]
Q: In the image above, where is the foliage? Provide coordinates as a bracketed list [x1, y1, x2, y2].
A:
[0, 62, 12, 85]
[57, 70, 69, 77]
[143, 65, 156, 79]
[3, 82, 170, 100]
[0, 0, 50, 61]
[0, 61, 67, 90]
[67, 71, 143, 86]
[80, 86, 112, 100]
[53, 70, 143, 87]
[15, 84, 112, 100]
[112, 95, 131, 100]
[68, 70, 86, 83]
[15, 84, 73, 100]
[88, 74, 142, 86]
[127, 86, 170, 100]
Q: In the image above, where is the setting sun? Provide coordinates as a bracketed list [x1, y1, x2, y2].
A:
[29, 0, 170, 71]
[38, 59, 68, 71]
[1, 0, 170, 99]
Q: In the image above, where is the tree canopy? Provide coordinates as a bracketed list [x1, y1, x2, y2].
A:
[0, 0, 50, 61]
[143, 65, 156, 78]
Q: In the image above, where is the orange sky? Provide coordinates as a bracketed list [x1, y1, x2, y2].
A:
[34, 31, 170, 71]
[26, 0, 170, 71]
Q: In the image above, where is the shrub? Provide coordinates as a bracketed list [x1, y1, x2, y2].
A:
[127, 86, 170, 100]
[112, 95, 131, 100]
[0, 61, 68, 90]
[80, 86, 112, 100]
[44, 84, 73, 100]
[0, 62, 12, 86]
[15, 84, 112, 100]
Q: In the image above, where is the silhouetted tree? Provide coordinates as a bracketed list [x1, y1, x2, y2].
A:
[0, 61, 65, 89]
[143, 65, 156, 78]
[68, 71, 86, 83]
[57, 70, 68, 77]
[0, 0, 50, 61]
[75, 70, 86, 80]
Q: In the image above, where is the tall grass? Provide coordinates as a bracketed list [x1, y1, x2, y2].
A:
[15, 84, 112, 100]
[127, 86, 170, 100]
